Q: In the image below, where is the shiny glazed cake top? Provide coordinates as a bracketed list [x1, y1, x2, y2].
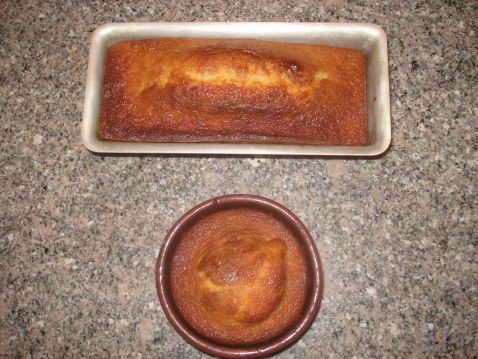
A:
[98, 37, 367, 145]
[170, 208, 308, 345]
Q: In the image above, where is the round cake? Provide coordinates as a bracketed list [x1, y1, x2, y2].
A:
[170, 208, 308, 345]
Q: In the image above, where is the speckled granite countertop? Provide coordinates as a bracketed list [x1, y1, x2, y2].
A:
[1, 1, 477, 358]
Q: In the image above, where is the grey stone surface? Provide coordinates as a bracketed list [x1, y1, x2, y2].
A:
[0, 0, 477, 358]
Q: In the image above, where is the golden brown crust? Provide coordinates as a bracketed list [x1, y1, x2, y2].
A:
[99, 38, 367, 145]
[170, 209, 308, 345]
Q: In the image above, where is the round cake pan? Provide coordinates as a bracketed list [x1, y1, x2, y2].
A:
[156, 194, 323, 358]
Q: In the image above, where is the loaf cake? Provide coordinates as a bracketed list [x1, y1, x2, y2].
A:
[98, 38, 367, 145]
[170, 208, 308, 345]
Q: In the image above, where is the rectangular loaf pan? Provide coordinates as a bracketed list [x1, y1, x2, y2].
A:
[82, 22, 390, 156]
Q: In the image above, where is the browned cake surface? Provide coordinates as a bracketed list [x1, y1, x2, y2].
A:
[170, 209, 308, 345]
[98, 38, 367, 145]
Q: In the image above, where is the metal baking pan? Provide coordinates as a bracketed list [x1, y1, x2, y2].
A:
[82, 22, 390, 156]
